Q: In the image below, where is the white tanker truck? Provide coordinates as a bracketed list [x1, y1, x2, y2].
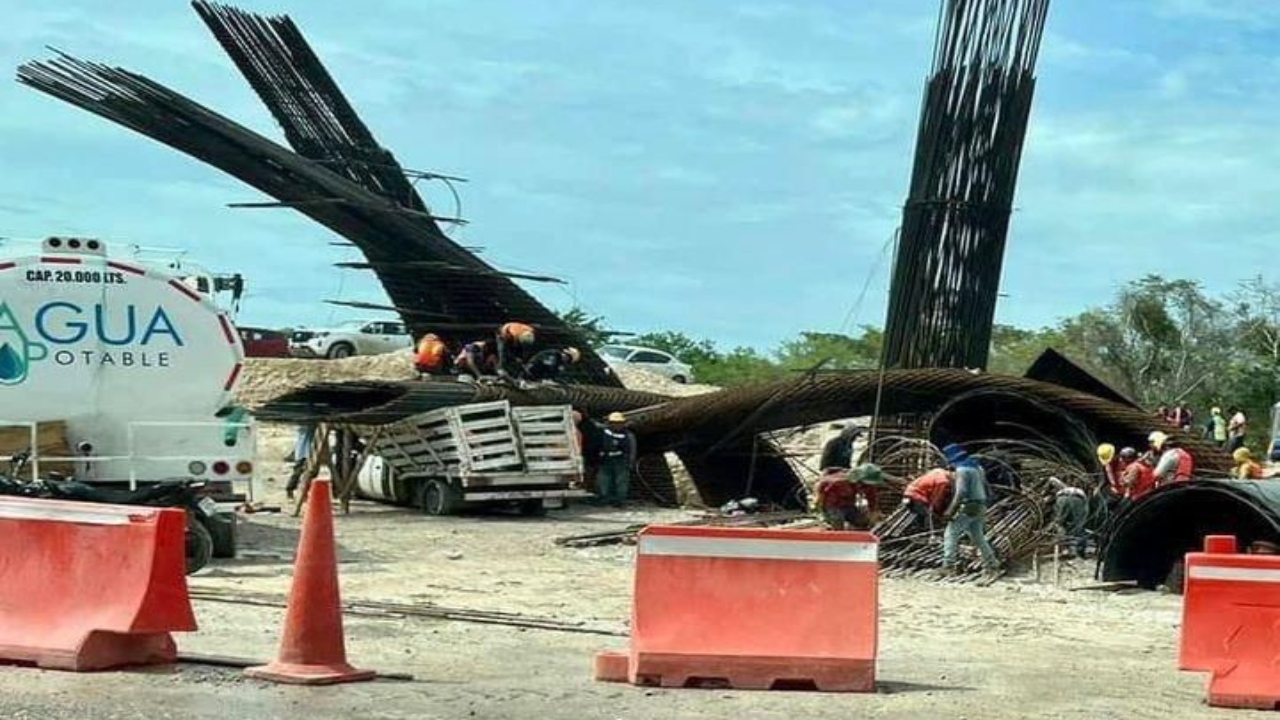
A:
[0, 236, 255, 556]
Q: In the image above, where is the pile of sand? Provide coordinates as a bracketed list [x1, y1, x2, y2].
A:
[237, 353, 718, 409]
[608, 365, 719, 397]
[236, 351, 417, 408]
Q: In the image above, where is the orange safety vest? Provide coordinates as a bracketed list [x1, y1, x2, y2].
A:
[904, 469, 951, 510]
[415, 336, 448, 372]
[1173, 448, 1194, 482]
[1124, 462, 1157, 501]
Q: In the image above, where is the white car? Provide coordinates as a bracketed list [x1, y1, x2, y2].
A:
[290, 320, 413, 359]
[598, 344, 695, 384]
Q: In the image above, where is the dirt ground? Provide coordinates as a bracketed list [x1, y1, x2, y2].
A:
[0, 449, 1260, 720]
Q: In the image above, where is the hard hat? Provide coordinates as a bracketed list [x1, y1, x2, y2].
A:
[1233, 447, 1253, 463]
[565, 347, 582, 363]
[1212, 406, 1222, 415]
[941, 443, 969, 466]
[1148, 431, 1168, 450]
[1096, 443, 1115, 463]
[607, 412, 626, 423]
[1119, 446, 1138, 460]
[853, 463, 886, 485]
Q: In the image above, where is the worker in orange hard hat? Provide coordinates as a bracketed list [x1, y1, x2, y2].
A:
[525, 347, 581, 383]
[414, 333, 451, 378]
[495, 322, 536, 378]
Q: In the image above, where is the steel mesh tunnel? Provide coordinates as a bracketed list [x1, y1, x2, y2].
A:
[882, 0, 1051, 370]
[1100, 481, 1280, 588]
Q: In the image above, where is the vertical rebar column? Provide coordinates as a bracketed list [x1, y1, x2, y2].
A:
[882, 0, 1051, 370]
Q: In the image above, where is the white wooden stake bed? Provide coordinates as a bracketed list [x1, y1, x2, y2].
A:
[355, 401, 588, 515]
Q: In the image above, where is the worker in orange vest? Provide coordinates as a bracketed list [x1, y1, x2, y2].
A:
[1149, 430, 1194, 485]
[1118, 447, 1157, 503]
[902, 466, 953, 531]
[414, 333, 451, 377]
[495, 322, 536, 377]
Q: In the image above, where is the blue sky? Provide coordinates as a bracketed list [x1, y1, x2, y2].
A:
[1, 0, 1278, 351]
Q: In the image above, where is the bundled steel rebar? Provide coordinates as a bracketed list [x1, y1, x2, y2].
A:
[882, 0, 1051, 370]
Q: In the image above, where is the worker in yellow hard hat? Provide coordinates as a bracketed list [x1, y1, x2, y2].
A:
[1097, 443, 1124, 503]
[524, 346, 581, 383]
[1233, 447, 1266, 480]
[594, 412, 636, 507]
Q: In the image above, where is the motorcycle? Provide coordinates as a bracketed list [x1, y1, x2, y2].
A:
[0, 449, 219, 574]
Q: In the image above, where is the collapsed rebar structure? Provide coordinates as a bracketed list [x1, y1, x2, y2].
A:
[882, 0, 1051, 370]
[253, 369, 1234, 509]
[15, 2, 806, 506]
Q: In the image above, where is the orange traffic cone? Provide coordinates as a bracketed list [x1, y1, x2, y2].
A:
[245, 478, 375, 685]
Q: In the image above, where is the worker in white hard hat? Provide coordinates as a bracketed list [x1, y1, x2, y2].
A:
[1149, 430, 1195, 486]
[594, 412, 636, 508]
[524, 346, 581, 383]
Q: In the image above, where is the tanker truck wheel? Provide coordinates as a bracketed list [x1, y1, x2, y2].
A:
[419, 478, 462, 516]
[185, 516, 214, 575]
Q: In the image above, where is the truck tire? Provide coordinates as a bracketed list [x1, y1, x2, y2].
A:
[420, 478, 462, 516]
[186, 516, 214, 575]
[327, 342, 355, 359]
[518, 499, 547, 517]
[207, 512, 237, 559]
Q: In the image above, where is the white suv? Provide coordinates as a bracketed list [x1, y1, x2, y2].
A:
[290, 320, 413, 359]
[598, 344, 695, 384]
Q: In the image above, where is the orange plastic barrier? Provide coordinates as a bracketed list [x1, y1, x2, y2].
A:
[1179, 534, 1280, 709]
[596, 525, 878, 691]
[0, 496, 195, 670]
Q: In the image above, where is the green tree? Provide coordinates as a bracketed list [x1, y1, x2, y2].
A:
[555, 306, 612, 347]
[775, 327, 883, 372]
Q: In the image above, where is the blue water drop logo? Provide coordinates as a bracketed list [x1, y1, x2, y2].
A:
[0, 343, 25, 384]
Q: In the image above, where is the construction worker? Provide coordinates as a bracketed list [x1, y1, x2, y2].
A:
[524, 347, 581, 382]
[1228, 407, 1249, 452]
[1207, 407, 1228, 448]
[819, 425, 861, 471]
[1233, 447, 1266, 480]
[815, 463, 886, 531]
[495, 322, 536, 377]
[285, 423, 317, 501]
[414, 333, 451, 377]
[1119, 446, 1157, 503]
[902, 465, 953, 531]
[1048, 477, 1089, 559]
[1149, 430, 1194, 485]
[940, 444, 1000, 577]
[1097, 443, 1123, 496]
[454, 339, 499, 381]
[595, 412, 636, 508]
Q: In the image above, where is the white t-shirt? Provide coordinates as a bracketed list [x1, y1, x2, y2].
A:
[1230, 412, 1247, 437]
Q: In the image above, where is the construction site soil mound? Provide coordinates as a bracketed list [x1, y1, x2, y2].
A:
[237, 354, 717, 410]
